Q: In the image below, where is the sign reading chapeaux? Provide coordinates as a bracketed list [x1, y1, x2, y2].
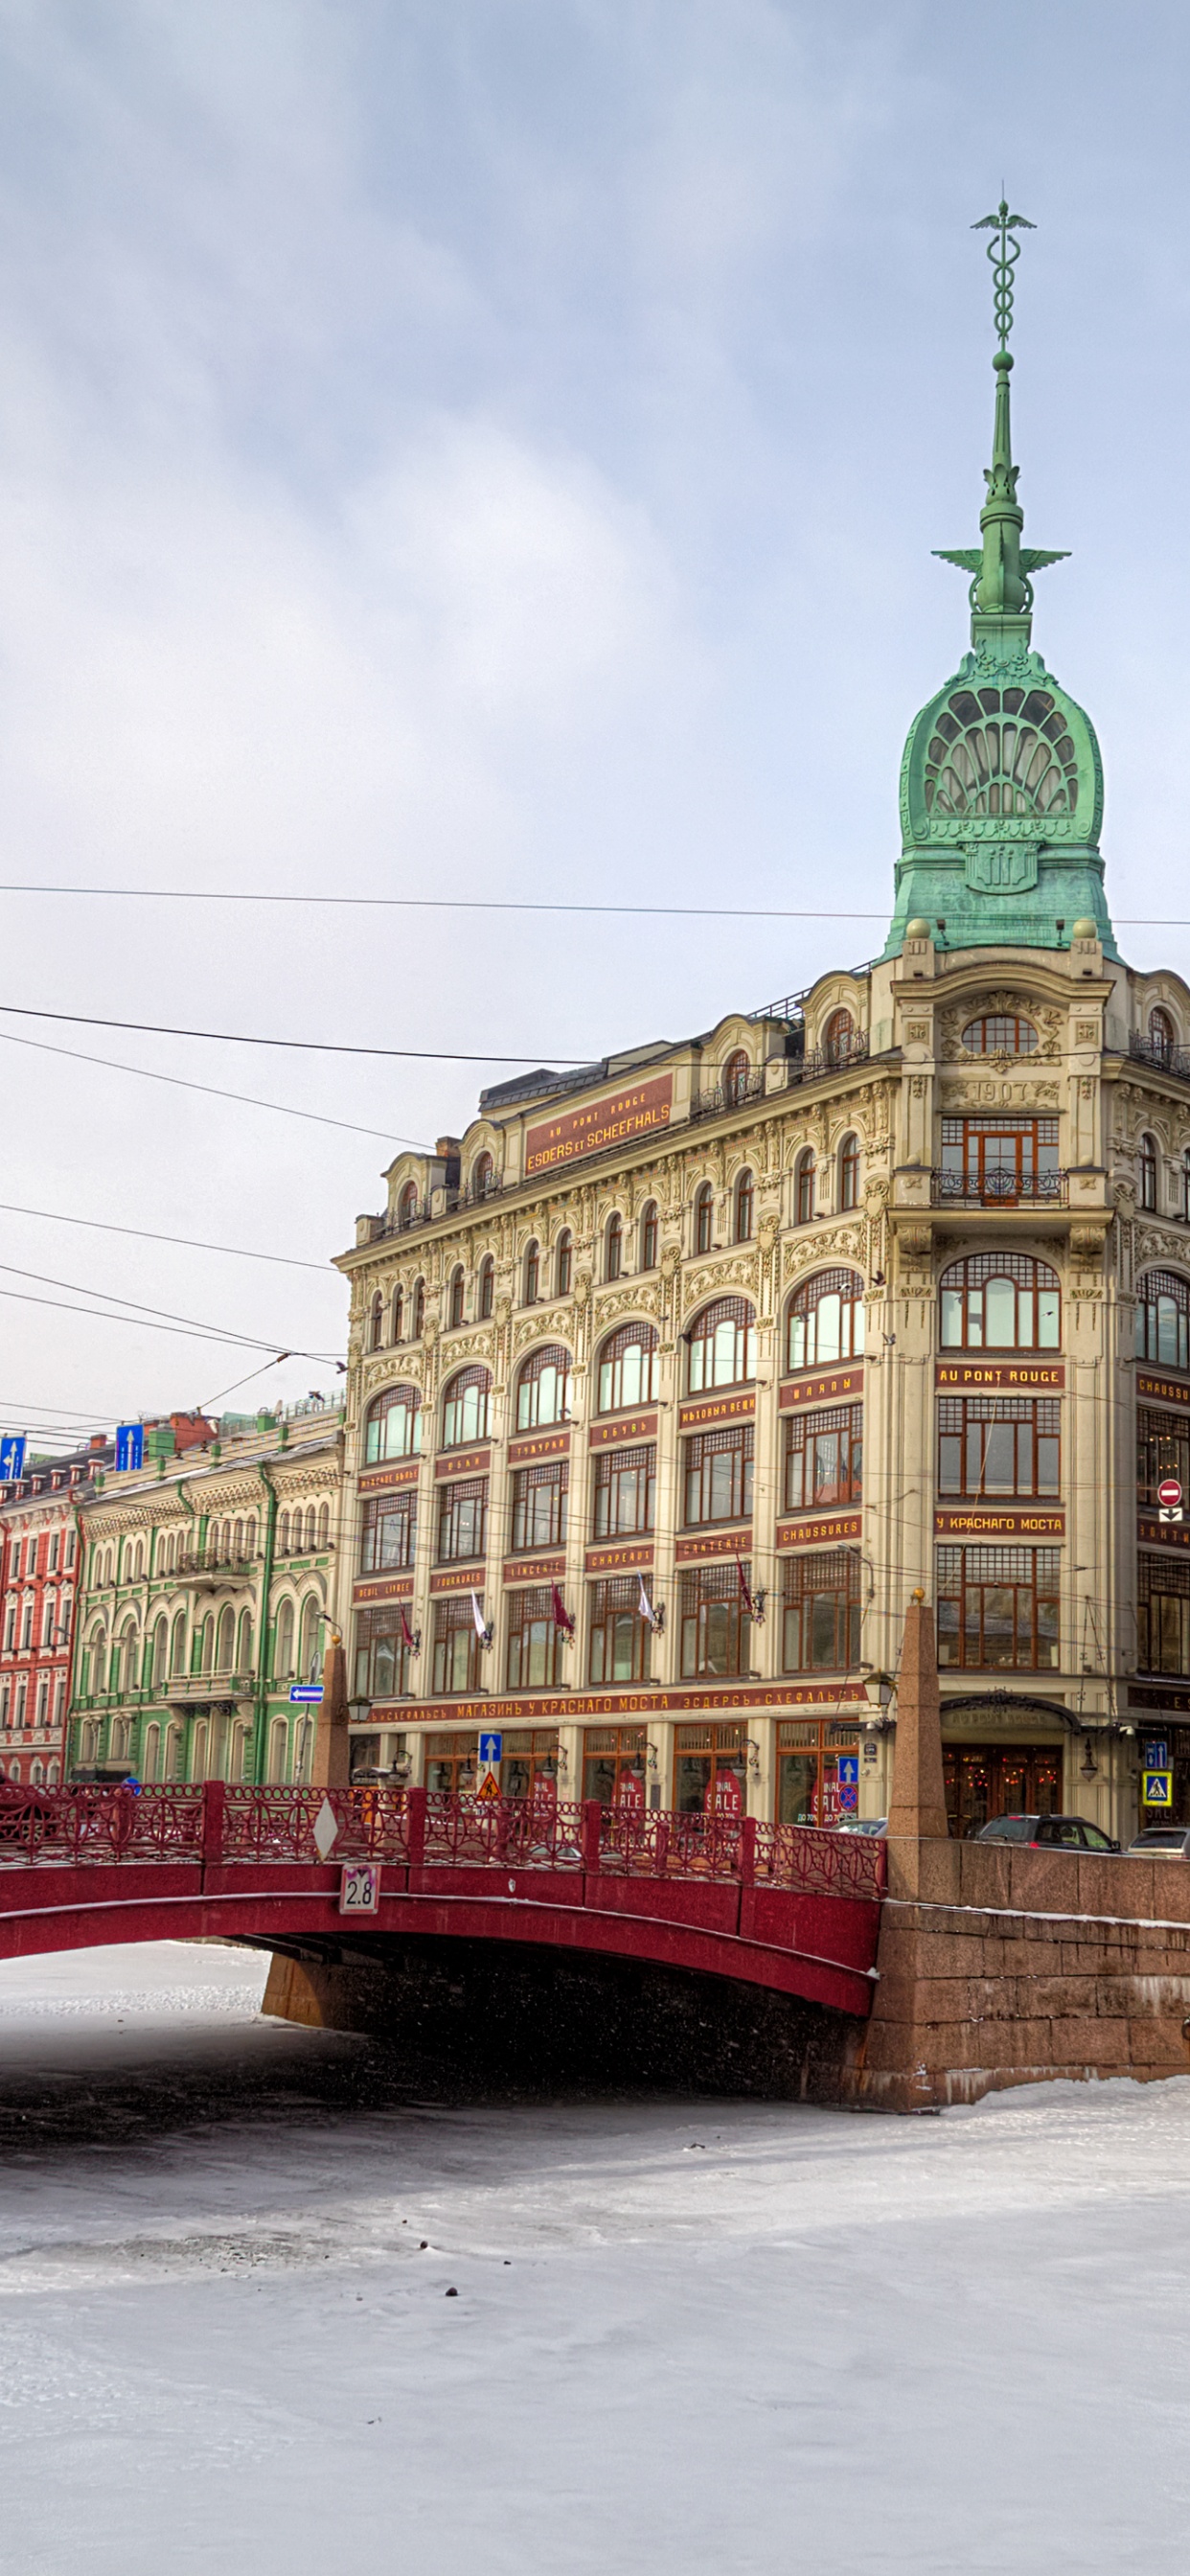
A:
[524, 1075, 674, 1176]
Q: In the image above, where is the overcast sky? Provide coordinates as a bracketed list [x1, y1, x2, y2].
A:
[2, 0, 1189, 1446]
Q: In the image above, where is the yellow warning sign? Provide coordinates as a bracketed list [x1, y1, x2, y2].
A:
[477, 1769, 501, 1801]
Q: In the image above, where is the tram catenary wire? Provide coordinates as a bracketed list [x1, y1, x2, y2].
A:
[4, 881, 1190, 932]
[0, 1028, 425, 1147]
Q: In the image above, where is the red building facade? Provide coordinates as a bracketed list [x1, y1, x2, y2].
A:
[0, 1437, 110, 1785]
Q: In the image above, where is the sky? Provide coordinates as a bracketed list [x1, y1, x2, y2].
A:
[3, 0, 1190, 1442]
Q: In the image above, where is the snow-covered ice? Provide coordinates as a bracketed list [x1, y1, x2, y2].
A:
[1, 1942, 1188, 2574]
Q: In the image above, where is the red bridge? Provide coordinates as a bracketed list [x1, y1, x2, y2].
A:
[0, 1784, 883, 2018]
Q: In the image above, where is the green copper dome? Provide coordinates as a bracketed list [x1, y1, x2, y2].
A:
[884, 208, 1117, 961]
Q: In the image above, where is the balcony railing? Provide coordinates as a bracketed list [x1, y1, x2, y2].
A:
[447, 1175, 505, 1211]
[690, 1069, 767, 1121]
[1129, 1033, 1190, 1085]
[163, 1668, 257, 1704]
[788, 1033, 871, 1089]
[175, 1550, 260, 1580]
[931, 1169, 1069, 1208]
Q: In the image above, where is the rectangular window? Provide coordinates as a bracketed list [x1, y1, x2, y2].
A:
[35, 1682, 48, 1724]
[1136, 1552, 1190, 1676]
[679, 1565, 752, 1679]
[511, 1461, 569, 1553]
[936, 1545, 1061, 1669]
[360, 1492, 418, 1574]
[431, 1598, 483, 1696]
[583, 1723, 651, 1803]
[938, 1397, 1061, 1499]
[674, 1720, 747, 1815]
[784, 1405, 863, 1512]
[683, 1425, 753, 1526]
[781, 1548, 862, 1673]
[436, 1477, 488, 1565]
[939, 1115, 1061, 1205]
[354, 1607, 414, 1701]
[777, 1717, 862, 1826]
[588, 1577, 652, 1685]
[1137, 1408, 1190, 1509]
[592, 1443, 655, 1540]
[505, 1586, 568, 1690]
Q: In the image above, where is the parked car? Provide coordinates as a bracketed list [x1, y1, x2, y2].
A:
[973, 1813, 1120, 1852]
[1125, 1824, 1190, 1859]
[835, 1817, 888, 1836]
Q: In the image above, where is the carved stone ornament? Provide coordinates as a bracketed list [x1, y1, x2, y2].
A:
[961, 840, 1040, 897]
[362, 1355, 423, 1394]
[782, 1224, 866, 1281]
[904, 1021, 931, 1044]
[897, 1223, 933, 1260]
[1075, 1020, 1100, 1045]
[593, 1284, 660, 1329]
[1069, 1225, 1108, 1269]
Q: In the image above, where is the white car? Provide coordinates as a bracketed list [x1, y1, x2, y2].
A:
[1125, 1825, 1190, 1859]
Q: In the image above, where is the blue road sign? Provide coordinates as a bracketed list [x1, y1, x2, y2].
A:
[1144, 1739, 1169, 1769]
[1142, 1769, 1174, 1807]
[837, 1756, 859, 1786]
[479, 1732, 503, 1766]
[116, 1423, 145, 1472]
[289, 1684, 325, 1704]
[0, 1435, 26, 1482]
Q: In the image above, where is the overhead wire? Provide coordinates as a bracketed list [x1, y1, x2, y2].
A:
[0, 1281, 339, 1363]
[0, 1001, 586, 1065]
[3, 881, 1190, 931]
[0, 1199, 335, 1276]
[0, 1026, 424, 1146]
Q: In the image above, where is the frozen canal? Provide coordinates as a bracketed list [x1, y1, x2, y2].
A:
[1, 1943, 1188, 2574]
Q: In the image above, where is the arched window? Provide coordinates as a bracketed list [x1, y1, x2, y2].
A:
[442, 1365, 492, 1449]
[118, 1620, 139, 1692]
[478, 1255, 494, 1320]
[307, 1506, 318, 1552]
[216, 1605, 236, 1672]
[923, 682, 1079, 819]
[723, 1048, 750, 1106]
[940, 1253, 1061, 1353]
[397, 1181, 419, 1230]
[391, 1286, 403, 1344]
[598, 1322, 659, 1414]
[472, 1150, 494, 1199]
[369, 1291, 384, 1351]
[412, 1279, 425, 1338]
[961, 1013, 1039, 1056]
[197, 1615, 214, 1674]
[1140, 1134, 1158, 1212]
[170, 1610, 187, 1675]
[238, 1609, 254, 1670]
[823, 1009, 855, 1066]
[278, 1510, 290, 1554]
[686, 1297, 754, 1393]
[448, 1264, 466, 1328]
[245, 1516, 258, 1556]
[734, 1170, 753, 1243]
[787, 1269, 866, 1372]
[695, 1182, 714, 1255]
[151, 1617, 168, 1688]
[1135, 1270, 1190, 1370]
[556, 1230, 573, 1297]
[523, 1241, 540, 1304]
[143, 1723, 161, 1782]
[640, 1202, 658, 1270]
[275, 1598, 295, 1677]
[268, 1716, 288, 1782]
[299, 1595, 321, 1679]
[364, 1385, 423, 1463]
[795, 1150, 815, 1225]
[606, 1214, 622, 1281]
[516, 1344, 572, 1431]
[839, 1134, 859, 1210]
[317, 1504, 330, 1548]
[1150, 1006, 1176, 1060]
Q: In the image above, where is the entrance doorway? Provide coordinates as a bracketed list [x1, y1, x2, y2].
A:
[943, 1742, 1064, 1837]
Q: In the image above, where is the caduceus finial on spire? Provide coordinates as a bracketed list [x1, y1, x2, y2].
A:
[933, 198, 1066, 645]
[972, 200, 1035, 351]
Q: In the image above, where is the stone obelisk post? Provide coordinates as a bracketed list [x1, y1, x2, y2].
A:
[309, 1629, 352, 1789]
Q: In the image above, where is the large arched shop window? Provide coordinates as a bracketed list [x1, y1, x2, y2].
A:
[940, 1253, 1060, 1352]
[516, 1343, 572, 1431]
[686, 1296, 754, 1393]
[442, 1364, 492, 1449]
[597, 1322, 659, 1414]
[364, 1385, 422, 1464]
[1136, 1270, 1190, 1370]
[787, 1269, 865, 1372]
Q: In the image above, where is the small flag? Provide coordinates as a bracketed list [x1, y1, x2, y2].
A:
[470, 1591, 492, 1646]
[736, 1558, 755, 1619]
[637, 1574, 660, 1631]
[399, 1604, 416, 1650]
[551, 1583, 575, 1636]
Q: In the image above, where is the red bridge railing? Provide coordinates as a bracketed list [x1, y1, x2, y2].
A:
[0, 1782, 885, 1899]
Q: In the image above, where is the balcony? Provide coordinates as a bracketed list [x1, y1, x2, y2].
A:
[1129, 1033, 1190, 1086]
[175, 1550, 261, 1587]
[163, 1668, 257, 1707]
[787, 1033, 871, 1089]
[690, 1069, 767, 1122]
[930, 1170, 1069, 1210]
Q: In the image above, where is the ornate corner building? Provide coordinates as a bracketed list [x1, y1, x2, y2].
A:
[334, 210, 1190, 1838]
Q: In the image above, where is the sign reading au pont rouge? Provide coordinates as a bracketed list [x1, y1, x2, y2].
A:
[524, 1075, 674, 1176]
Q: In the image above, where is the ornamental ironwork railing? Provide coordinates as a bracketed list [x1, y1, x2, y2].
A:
[1129, 1033, 1190, 1085]
[930, 1168, 1068, 1208]
[788, 1033, 871, 1088]
[175, 1549, 261, 1578]
[689, 1069, 767, 1122]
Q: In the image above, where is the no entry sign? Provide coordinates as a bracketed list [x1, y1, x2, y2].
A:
[1158, 1478, 1183, 1508]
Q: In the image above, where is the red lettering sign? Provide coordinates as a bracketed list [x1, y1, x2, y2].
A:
[524, 1076, 674, 1176]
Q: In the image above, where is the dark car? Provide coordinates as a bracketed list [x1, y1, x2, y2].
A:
[973, 1812, 1120, 1852]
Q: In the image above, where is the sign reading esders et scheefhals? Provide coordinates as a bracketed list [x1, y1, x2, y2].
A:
[524, 1075, 673, 1176]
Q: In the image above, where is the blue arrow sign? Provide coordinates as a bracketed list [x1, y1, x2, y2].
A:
[0, 1435, 27, 1481]
[1144, 1739, 1169, 1770]
[116, 1423, 145, 1472]
[479, 1732, 503, 1766]
[837, 1756, 859, 1786]
[289, 1684, 325, 1704]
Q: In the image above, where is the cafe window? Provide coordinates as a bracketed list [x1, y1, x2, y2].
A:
[505, 1586, 568, 1690]
[1140, 1135, 1158, 1212]
[593, 1441, 655, 1540]
[938, 1396, 1060, 1500]
[777, 1717, 861, 1828]
[442, 1364, 491, 1449]
[556, 1230, 573, 1297]
[787, 1268, 865, 1372]
[500, 1729, 561, 1801]
[686, 1295, 754, 1393]
[679, 1563, 752, 1680]
[354, 1606, 414, 1701]
[583, 1722, 651, 1804]
[425, 1728, 479, 1792]
[436, 1477, 488, 1565]
[781, 1548, 861, 1673]
[515, 1343, 572, 1431]
[1137, 1408, 1190, 1509]
[936, 1544, 1061, 1669]
[587, 1579, 653, 1686]
[1137, 1551, 1190, 1676]
[785, 1405, 862, 1512]
[364, 1384, 423, 1464]
[940, 1252, 1060, 1352]
[938, 1114, 1060, 1205]
[640, 1202, 658, 1271]
[734, 1169, 754, 1243]
[430, 1601, 483, 1699]
[961, 1013, 1039, 1056]
[511, 1460, 568, 1553]
[675, 1720, 747, 1815]
[1135, 1270, 1190, 1370]
[597, 1322, 658, 1414]
[695, 1182, 714, 1254]
[683, 1423, 753, 1526]
[360, 1491, 418, 1573]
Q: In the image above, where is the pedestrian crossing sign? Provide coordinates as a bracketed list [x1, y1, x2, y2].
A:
[1142, 1768, 1174, 1807]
